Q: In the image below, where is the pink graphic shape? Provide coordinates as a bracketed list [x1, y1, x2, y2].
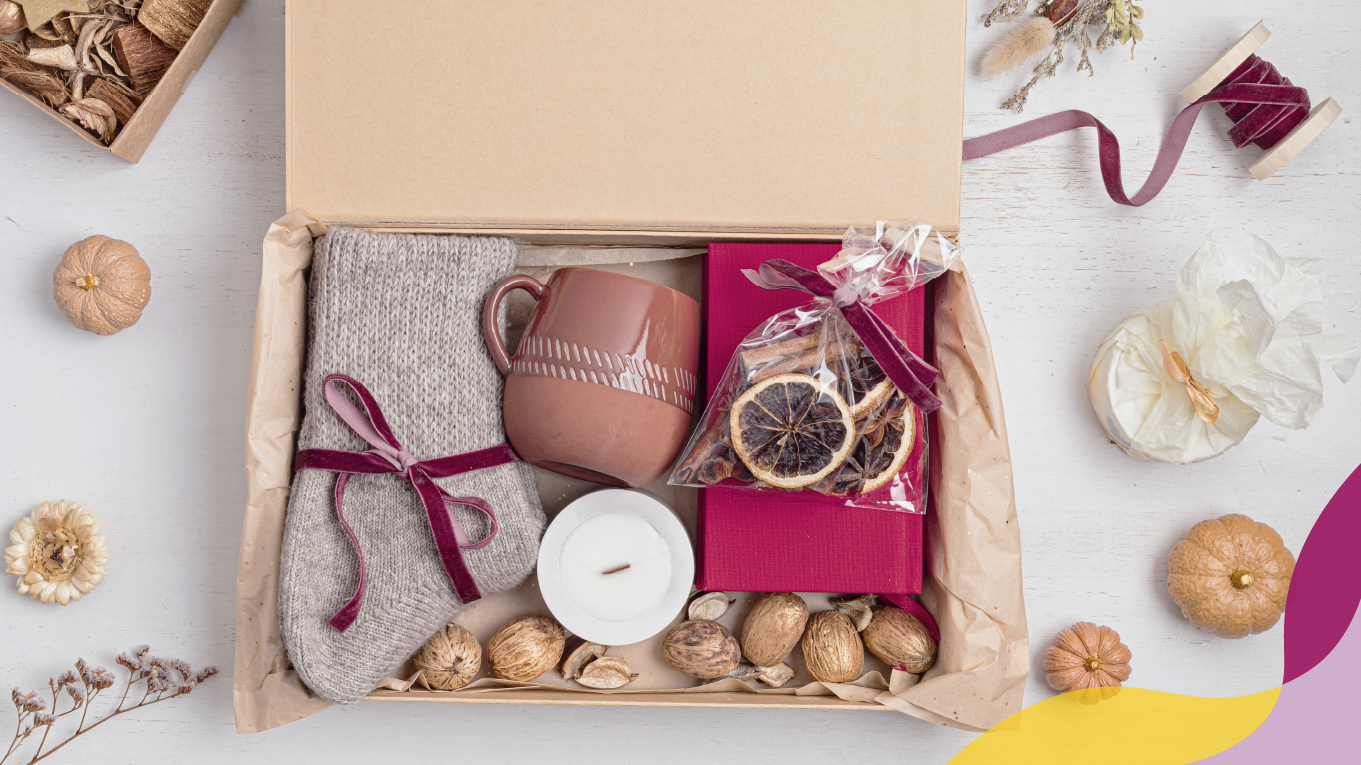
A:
[1283, 463, 1361, 683]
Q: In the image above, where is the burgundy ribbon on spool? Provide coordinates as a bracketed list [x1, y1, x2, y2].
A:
[963, 54, 1311, 205]
[293, 374, 521, 632]
[742, 259, 943, 414]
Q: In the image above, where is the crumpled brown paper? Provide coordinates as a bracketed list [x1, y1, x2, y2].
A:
[234, 211, 1027, 733]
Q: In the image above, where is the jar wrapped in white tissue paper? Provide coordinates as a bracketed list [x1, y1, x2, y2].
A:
[1088, 229, 1358, 464]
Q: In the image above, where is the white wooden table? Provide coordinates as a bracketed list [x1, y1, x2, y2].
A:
[1, 1, 1356, 762]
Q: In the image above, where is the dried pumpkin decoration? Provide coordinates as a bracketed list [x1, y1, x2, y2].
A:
[52, 235, 152, 335]
[1043, 622, 1131, 703]
[1167, 514, 1295, 639]
[729, 373, 854, 489]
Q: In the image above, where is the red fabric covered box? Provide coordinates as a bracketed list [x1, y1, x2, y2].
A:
[697, 242, 925, 595]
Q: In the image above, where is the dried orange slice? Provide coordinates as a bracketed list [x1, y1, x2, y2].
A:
[845, 357, 894, 419]
[729, 373, 854, 489]
[842, 396, 917, 494]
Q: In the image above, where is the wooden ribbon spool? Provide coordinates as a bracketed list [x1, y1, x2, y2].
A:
[1181, 20, 1342, 180]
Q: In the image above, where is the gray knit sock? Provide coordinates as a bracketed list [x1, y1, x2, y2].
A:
[278, 227, 545, 705]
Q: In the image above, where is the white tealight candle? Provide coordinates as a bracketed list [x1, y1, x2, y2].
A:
[538, 489, 694, 645]
[558, 512, 673, 624]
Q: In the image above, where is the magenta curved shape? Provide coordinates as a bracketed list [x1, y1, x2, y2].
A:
[1284, 463, 1361, 683]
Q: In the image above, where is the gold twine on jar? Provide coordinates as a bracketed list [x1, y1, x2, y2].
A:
[1159, 339, 1220, 424]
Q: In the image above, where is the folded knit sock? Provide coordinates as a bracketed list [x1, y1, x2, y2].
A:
[279, 227, 545, 705]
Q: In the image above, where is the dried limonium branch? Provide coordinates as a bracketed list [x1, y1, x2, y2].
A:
[981, 0, 1148, 112]
[3, 646, 216, 765]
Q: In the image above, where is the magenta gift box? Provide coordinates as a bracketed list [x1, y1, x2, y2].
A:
[696, 242, 925, 595]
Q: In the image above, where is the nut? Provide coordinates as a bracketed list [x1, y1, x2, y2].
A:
[863, 606, 937, 674]
[662, 620, 741, 679]
[575, 656, 639, 689]
[687, 591, 734, 621]
[754, 662, 795, 688]
[0, 1, 25, 36]
[486, 616, 565, 682]
[413, 622, 482, 690]
[740, 592, 809, 667]
[830, 593, 878, 631]
[559, 636, 609, 680]
[801, 610, 864, 684]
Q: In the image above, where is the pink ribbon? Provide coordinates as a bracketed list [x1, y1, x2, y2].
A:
[743, 259, 943, 413]
[963, 55, 1311, 206]
[293, 374, 520, 632]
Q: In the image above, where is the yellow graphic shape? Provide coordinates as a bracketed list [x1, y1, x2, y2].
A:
[950, 686, 1281, 765]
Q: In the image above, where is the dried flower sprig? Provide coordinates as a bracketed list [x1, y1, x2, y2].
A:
[3, 646, 215, 765]
[982, 0, 1149, 112]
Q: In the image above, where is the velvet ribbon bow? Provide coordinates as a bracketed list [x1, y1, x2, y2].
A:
[742, 260, 943, 413]
[293, 374, 520, 632]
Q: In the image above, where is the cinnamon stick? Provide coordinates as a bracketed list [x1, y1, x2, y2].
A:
[139, 0, 212, 51]
[672, 420, 728, 484]
[742, 336, 859, 384]
[113, 23, 177, 95]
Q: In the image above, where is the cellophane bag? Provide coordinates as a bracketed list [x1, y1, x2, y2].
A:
[670, 220, 959, 512]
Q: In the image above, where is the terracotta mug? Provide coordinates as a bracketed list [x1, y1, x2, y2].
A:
[482, 268, 700, 488]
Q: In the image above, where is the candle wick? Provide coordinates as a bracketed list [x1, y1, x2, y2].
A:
[601, 564, 631, 575]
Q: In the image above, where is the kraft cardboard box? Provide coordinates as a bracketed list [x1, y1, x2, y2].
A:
[235, 0, 1028, 734]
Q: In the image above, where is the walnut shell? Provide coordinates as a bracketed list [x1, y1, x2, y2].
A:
[687, 591, 734, 621]
[486, 616, 565, 682]
[560, 636, 609, 680]
[413, 622, 482, 690]
[801, 610, 864, 684]
[740, 592, 809, 667]
[575, 657, 638, 689]
[862, 606, 936, 673]
[52, 236, 151, 335]
[662, 620, 741, 679]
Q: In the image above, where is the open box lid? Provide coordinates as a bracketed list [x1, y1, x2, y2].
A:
[285, 0, 965, 238]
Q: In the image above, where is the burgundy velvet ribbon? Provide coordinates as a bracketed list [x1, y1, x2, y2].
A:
[963, 55, 1311, 206]
[743, 259, 943, 414]
[293, 374, 521, 632]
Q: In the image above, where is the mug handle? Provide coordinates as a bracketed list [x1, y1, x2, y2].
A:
[482, 274, 548, 376]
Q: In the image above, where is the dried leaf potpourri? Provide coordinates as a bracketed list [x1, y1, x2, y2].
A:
[0, 0, 211, 144]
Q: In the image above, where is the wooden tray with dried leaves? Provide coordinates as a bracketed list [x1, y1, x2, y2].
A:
[0, 0, 237, 161]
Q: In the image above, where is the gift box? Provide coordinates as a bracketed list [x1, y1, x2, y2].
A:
[236, 0, 1027, 734]
[0, 0, 242, 162]
[697, 242, 925, 595]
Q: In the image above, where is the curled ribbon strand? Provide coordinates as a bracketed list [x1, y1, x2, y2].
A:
[293, 374, 521, 632]
[962, 55, 1312, 206]
[742, 259, 943, 413]
[1158, 339, 1220, 424]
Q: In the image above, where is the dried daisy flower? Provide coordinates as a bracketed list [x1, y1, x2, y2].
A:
[5, 500, 108, 606]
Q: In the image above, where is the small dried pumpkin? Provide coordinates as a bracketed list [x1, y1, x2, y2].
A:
[1167, 514, 1295, 639]
[52, 236, 151, 335]
[1043, 622, 1131, 703]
